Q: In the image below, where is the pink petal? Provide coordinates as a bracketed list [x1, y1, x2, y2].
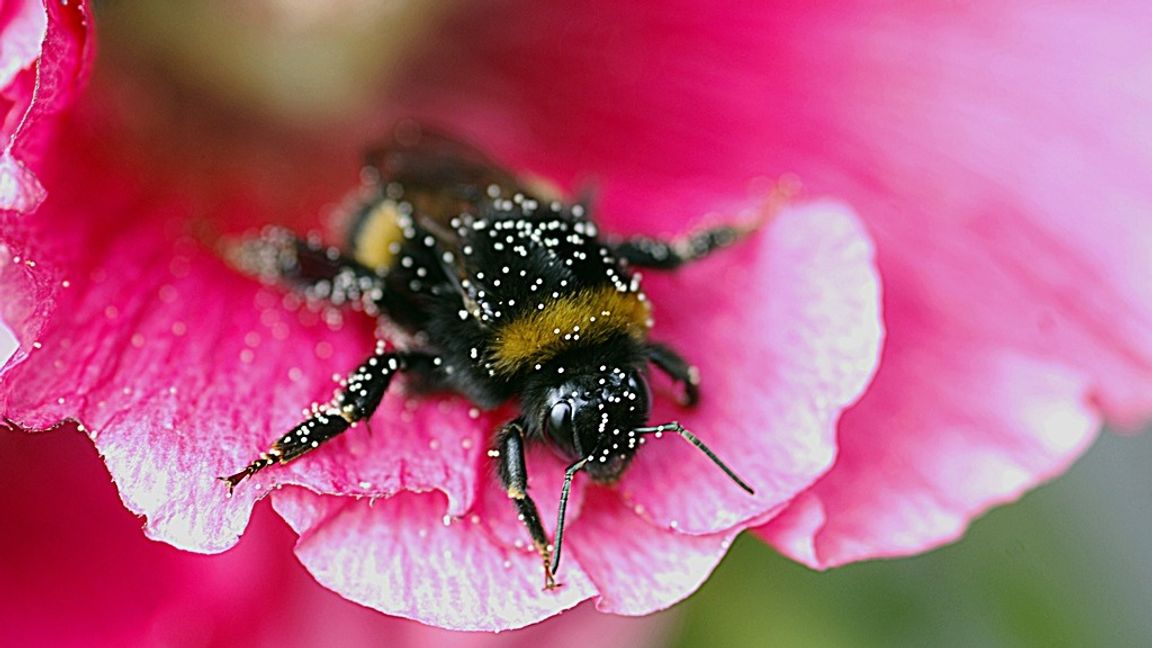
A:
[0, 1, 46, 90]
[0, 424, 282, 645]
[0, 123, 489, 552]
[0, 318, 15, 364]
[569, 487, 741, 616]
[0, 153, 43, 212]
[390, 0, 794, 193]
[0, 423, 672, 646]
[0, 0, 93, 213]
[0, 0, 45, 211]
[754, 3, 1152, 563]
[272, 448, 599, 631]
[759, 328, 1100, 567]
[616, 201, 881, 534]
[800, 3, 1152, 426]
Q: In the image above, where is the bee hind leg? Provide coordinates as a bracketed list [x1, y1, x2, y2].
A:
[224, 226, 385, 314]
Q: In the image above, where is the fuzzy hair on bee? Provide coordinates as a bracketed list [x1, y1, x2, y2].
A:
[222, 123, 757, 590]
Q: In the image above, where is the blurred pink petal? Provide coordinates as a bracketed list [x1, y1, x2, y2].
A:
[746, 3, 1152, 564]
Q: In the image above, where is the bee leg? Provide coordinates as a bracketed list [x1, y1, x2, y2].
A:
[610, 222, 761, 270]
[612, 179, 794, 269]
[221, 346, 433, 493]
[645, 342, 700, 407]
[225, 226, 384, 313]
[494, 419, 558, 590]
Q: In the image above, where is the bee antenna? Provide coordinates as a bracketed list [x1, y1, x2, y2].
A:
[635, 421, 754, 494]
[551, 455, 591, 575]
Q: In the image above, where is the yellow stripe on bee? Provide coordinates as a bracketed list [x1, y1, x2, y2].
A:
[492, 286, 652, 373]
[352, 201, 403, 270]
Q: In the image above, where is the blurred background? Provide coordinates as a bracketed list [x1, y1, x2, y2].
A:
[4, 2, 1149, 646]
[677, 430, 1152, 647]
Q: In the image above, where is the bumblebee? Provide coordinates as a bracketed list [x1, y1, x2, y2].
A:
[222, 125, 755, 589]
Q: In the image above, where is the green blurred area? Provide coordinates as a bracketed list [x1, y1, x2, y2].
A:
[673, 430, 1152, 648]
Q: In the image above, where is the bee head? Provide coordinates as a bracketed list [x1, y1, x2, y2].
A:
[535, 365, 651, 483]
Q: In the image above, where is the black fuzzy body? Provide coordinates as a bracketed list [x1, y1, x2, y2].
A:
[352, 184, 651, 458]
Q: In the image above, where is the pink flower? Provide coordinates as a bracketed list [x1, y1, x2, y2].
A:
[3, 0, 1150, 632]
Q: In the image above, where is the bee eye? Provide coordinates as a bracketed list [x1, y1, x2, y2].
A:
[627, 371, 651, 409]
[547, 401, 574, 438]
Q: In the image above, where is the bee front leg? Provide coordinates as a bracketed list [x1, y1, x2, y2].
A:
[220, 346, 434, 492]
[609, 222, 759, 270]
[645, 342, 701, 407]
[493, 419, 558, 590]
[611, 181, 792, 269]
